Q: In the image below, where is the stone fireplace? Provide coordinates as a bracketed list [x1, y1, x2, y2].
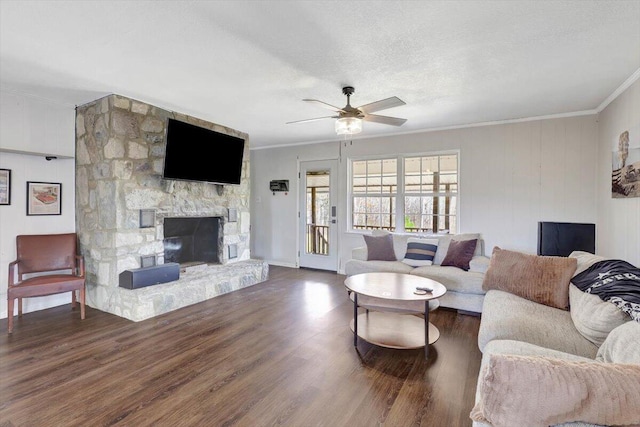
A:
[75, 94, 268, 321]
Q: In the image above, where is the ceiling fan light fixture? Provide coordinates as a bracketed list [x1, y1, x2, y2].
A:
[335, 117, 362, 135]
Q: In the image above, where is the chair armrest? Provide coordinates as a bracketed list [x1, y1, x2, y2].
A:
[75, 255, 85, 277]
[352, 246, 368, 261]
[8, 260, 18, 286]
[469, 256, 490, 274]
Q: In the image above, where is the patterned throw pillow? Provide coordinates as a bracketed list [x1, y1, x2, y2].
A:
[402, 238, 439, 267]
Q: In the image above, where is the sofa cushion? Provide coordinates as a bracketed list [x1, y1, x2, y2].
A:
[441, 239, 477, 271]
[412, 265, 485, 295]
[471, 353, 640, 427]
[434, 233, 483, 265]
[344, 259, 414, 276]
[569, 251, 607, 275]
[478, 290, 598, 358]
[469, 256, 490, 274]
[402, 237, 438, 267]
[482, 247, 577, 310]
[569, 284, 630, 346]
[596, 321, 640, 364]
[363, 234, 396, 261]
[481, 339, 595, 363]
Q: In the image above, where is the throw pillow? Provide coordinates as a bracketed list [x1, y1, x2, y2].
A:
[569, 250, 607, 275]
[570, 259, 640, 322]
[433, 233, 482, 265]
[482, 247, 577, 310]
[470, 354, 640, 427]
[372, 229, 410, 260]
[363, 234, 396, 261]
[596, 321, 640, 364]
[402, 238, 439, 267]
[441, 239, 477, 271]
[569, 283, 630, 346]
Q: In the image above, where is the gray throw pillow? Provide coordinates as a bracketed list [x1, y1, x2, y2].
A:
[363, 234, 396, 261]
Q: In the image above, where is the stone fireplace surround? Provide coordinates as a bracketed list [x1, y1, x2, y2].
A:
[75, 94, 268, 321]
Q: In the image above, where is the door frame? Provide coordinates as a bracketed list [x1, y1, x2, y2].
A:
[297, 158, 339, 271]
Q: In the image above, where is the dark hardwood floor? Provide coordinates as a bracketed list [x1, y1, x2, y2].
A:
[0, 266, 482, 427]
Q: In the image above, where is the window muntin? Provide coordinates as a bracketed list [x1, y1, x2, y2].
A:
[403, 154, 458, 233]
[350, 153, 458, 233]
[351, 159, 397, 231]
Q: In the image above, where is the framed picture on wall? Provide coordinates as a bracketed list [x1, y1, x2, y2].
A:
[612, 125, 640, 198]
[26, 181, 62, 215]
[0, 169, 10, 205]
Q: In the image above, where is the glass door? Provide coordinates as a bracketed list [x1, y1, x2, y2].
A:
[299, 160, 338, 271]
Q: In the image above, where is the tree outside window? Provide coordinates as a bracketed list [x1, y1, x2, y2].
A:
[351, 153, 458, 233]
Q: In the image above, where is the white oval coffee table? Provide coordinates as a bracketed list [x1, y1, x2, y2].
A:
[344, 272, 447, 359]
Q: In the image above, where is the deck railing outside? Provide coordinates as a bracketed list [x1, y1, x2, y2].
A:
[306, 224, 329, 255]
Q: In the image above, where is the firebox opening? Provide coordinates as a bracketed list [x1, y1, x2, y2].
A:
[163, 217, 222, 266]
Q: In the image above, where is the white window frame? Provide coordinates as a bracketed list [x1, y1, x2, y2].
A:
[348, 151, 459, 234]
[403, 153, 459, 234]
[349, 157, 398, 232]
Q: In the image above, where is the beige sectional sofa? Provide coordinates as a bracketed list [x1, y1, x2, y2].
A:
[344, 231, 490, 313]
[472, 251, 640, 427]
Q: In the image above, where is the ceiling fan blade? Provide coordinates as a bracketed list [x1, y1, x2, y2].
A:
[357, 96, 406, 114]
[286, 115, 337, 125]
[363, 114, 407, 126]
[303, 99, 345, 113]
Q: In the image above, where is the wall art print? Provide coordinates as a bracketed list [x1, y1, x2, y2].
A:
[27, 181, 61, 215]
[612, 124, 640, 198]
[0, 169, 10, 205]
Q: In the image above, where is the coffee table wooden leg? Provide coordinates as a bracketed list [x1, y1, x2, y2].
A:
[424, 301, 429, 359]
[353, 292, 358, 347]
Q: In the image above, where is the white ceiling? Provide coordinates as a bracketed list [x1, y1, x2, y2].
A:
[1, 1, 639, 149]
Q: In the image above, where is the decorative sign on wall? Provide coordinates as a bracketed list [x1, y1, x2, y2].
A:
[270, 179, 289, 195]
[0, 169, 10, 205]
[612, 125, 640, 198]
[26, 181, 61, 215]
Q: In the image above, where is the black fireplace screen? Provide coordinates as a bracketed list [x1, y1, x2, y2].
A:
[164, 217, 221, 264]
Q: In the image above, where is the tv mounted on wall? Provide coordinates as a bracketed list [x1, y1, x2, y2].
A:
[538, 221, 596, 257]
[162, 118, 245, 185]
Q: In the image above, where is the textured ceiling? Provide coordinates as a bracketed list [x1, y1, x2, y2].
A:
[1, 1, 639, 149]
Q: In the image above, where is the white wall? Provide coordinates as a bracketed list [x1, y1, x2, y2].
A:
[251, 115, 599, 273]
[0, 90, 76, 319]
[251, 142, 340, 267]
[1, 90, 75, 157]
[596, 79, 640, 266]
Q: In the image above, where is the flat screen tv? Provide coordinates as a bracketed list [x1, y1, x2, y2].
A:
[162, 118, 245, 185]
[538, 222, 596, 257]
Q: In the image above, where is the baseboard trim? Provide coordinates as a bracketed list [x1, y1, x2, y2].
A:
[266, 260, 298, 269]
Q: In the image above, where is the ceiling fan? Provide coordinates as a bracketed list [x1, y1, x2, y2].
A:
[287, 86, 407, 135]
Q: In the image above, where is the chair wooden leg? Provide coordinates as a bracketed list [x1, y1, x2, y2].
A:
[80, 287, 86, 320]
[18, 298, 23, 316]
[8, 297, 14, 333]
[72, 290, 77, 309]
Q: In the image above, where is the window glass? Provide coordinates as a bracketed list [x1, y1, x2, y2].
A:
[350, 154, 457, 233]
